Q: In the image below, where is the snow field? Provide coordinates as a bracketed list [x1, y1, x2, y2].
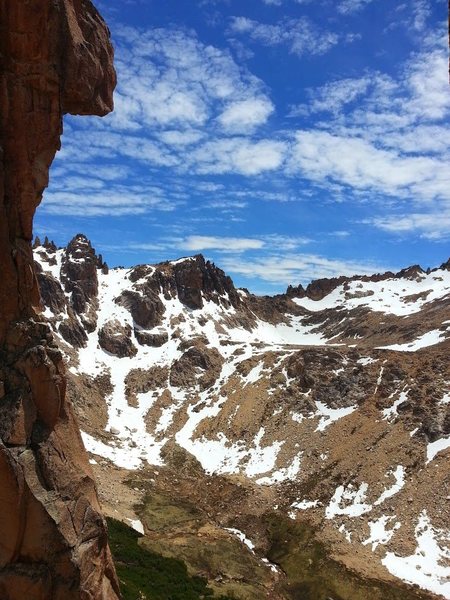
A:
[293, 269, 450, 316]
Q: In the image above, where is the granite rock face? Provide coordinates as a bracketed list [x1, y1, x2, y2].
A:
[60, 234, 104, 334]
[0, 1, 119, 598]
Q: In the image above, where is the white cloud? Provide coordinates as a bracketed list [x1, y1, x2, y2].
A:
[189, 137, 287, 175]
[331, 230, 351, 238]
[46, 18, 448, 246]
[58, 129, 179, 167]
[411, 0, 432, 31]
[129, 233, 313, 256]
[288, 38, 450, 240]
[405, 49, 450, 121]
[42, 190, 178, 217]
[370, 210, 450, 241]
[218, 97, 274, 132]
[158, 129, 205, 146]
[289, 75, 372, 116]
[290, 129, 449, 200]
[55, 27, 286, 180]
[178, 235, 264, 252]
[391, 0, 432, 33]
[337, 0, 374, 15]
[107, 27, 273, 134]
[229, 16, 340, 57]
[206, 199, 248, 210]
[221, 253, 392, 286]
[263, 234, 312, 249]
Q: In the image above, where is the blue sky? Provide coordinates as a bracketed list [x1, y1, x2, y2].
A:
[35, 0, 449, 294]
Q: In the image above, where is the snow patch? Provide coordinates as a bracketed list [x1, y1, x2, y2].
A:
[314, 401, 357, 432]
[382, 511, 450, 598]
[127, 519, 145, 535]
[293, 270, 450, 317]
[378, 329, 447, 352]
[326, 482, 372, 519]
[382, 390, 408, 422]
[363, 516, 401, 551]
[426, 436, 450, 463]
[256, 452, 302, 485]
[374, 466, 405, 505]
[243, 362, 265, 385]
[225, 528, 255, 551]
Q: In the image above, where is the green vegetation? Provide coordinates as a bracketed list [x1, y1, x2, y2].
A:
[264, 512, 432, 600]
[138, 491, 273, 600]
[107, 517, 236, 600]
[108, 491, 432, 600]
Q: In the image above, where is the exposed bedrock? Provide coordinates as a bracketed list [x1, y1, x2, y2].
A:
[0, 0, 119, 598]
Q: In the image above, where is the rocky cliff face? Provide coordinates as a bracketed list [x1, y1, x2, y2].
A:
[0, 2, 119, 598]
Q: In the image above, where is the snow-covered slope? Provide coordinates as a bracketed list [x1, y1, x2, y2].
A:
[34, 235, 450, 599]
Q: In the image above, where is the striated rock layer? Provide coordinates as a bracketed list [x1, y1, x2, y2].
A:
[0, 1, 119, 598]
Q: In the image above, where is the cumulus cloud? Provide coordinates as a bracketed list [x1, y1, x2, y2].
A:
[107, 27, 273, 131]
[289, 39, 450, 238]
[218, 97, 274, 132]
[289, 75, 372, 116]
[129, 233, 313, 257]
[56, 26, 284, 181]
[42, 190, 178, 217]
[290, 130, 448, 200]
[45, 16, 448, 246]
[390, 0, 432, 34]
[188, 137, 287, 175]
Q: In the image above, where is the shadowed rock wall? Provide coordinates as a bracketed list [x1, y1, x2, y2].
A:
[0, 1, 119, 597]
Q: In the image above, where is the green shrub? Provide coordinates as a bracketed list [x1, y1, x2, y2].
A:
[107, 517, 236, 600]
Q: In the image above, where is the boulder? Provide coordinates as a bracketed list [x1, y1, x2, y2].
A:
[99, 320, 137, 358]
[135, 329, 169, 347]
[116, 289, 165, 329]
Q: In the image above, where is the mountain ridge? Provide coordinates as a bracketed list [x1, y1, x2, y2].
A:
[33, 232, 450, 600]
[34, 232, 450, 301]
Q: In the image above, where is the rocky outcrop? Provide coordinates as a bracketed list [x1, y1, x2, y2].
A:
[99, 320, 137, 358]
[35, 266, 67, 316]
[116, 289, 166, 330]
[0, 1, 119, 598]
[125, 366, 169, 407]
[127, 254, 242, 312]
[170, 342, 223, 390]
[172, 255, 241, 310]
[61, 234, 102, 332]
[134, 329, 169, 347]
[440, 257, 450, 271]
[59, 316, 89, 348]
[35, 234, 109, 348]
[285, 265, 431, 302]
